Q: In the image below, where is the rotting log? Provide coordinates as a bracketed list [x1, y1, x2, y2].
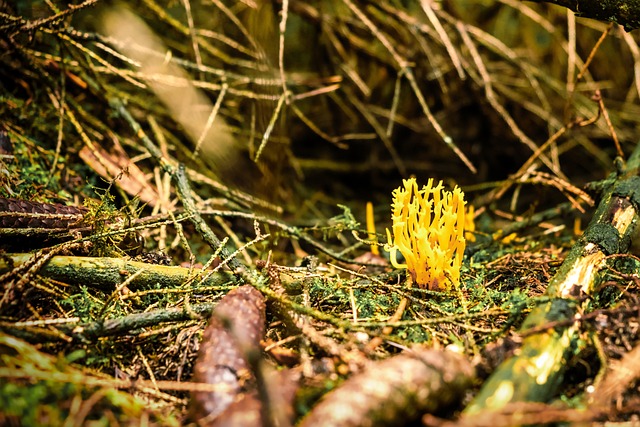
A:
[0, 253, 237, 290]
[464, 151, 640, 415]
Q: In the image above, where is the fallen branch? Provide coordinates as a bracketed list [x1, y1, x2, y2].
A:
[298, 348, 474, 427]
[0, 253, 237, 290]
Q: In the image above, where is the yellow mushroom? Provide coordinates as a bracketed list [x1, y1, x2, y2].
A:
[385, 178, 466, 291]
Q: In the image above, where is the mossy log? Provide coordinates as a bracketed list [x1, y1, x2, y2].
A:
[0, 253, 237, 290]
[464, 152, 640, 414]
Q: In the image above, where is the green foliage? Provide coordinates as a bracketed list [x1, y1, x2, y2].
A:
[0, 334, 166, 426]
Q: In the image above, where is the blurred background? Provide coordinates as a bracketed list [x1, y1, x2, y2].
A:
[2, 0, 638, 234]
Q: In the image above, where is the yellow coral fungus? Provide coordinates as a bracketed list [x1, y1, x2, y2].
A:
[465, 204, 476, 243]
[385, 178, 466, 291]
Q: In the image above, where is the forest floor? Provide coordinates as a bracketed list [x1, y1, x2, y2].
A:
[1, 1, 640, 426]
